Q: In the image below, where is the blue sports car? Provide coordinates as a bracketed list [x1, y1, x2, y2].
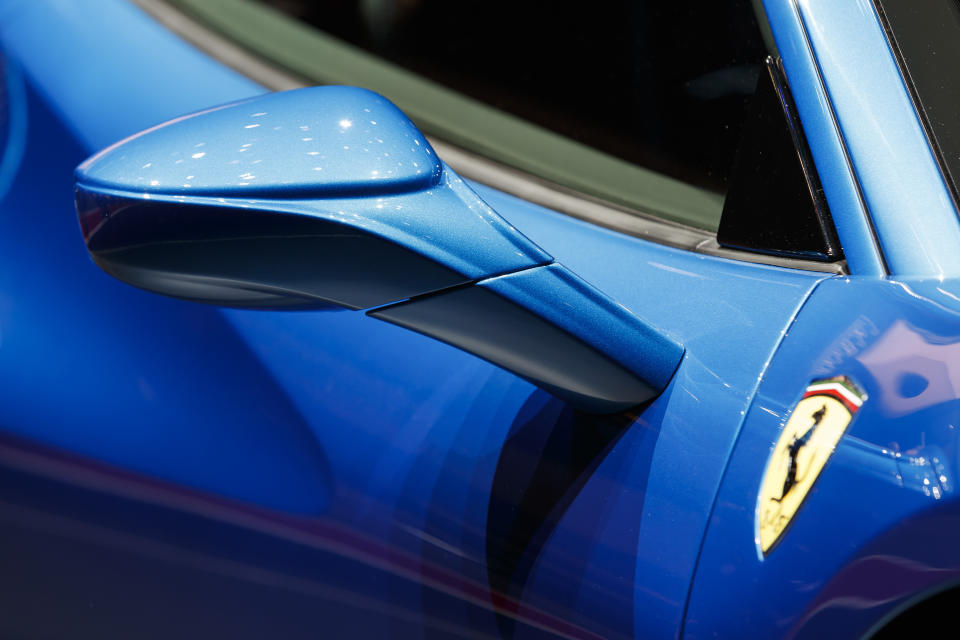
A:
[1, 0, 958, 637]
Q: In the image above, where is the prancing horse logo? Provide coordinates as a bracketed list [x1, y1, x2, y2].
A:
[757, 377, 866, 554]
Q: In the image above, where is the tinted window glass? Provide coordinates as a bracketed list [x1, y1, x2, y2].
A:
[267, 1, 765, 193]
[177, 0, 771, 229]
[875, 0, 960, 210]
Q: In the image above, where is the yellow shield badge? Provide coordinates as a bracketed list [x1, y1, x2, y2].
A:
[757, 376, 866, 554]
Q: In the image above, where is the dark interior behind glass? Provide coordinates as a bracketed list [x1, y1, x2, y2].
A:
[262, 0, 766, 195]
[874, 0, 960, 211]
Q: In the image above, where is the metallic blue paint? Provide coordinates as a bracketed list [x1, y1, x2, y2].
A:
[0, 50, 826, 637]
[0, 78, 334, 515]
[478, 263, 683, 392]
[0, 54, 26, 201]
[763, 0, 886, 277]
[0, 0, 264, 150]
[3, 0, 959, 637]
[451, 187, 828, 637]
[796, 0, 960, 277]
[686, 277, 960, 637]
[75, 85, 681, 412]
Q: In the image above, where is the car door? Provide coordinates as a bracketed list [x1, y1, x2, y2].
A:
[687, 0, 960, 637]
[0, 1, 859, 638]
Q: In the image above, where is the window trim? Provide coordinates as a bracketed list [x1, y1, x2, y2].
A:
[131, 0, 846, 275]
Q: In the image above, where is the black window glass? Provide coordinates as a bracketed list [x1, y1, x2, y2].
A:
[875, 0, 960, 211]
[255, 0, 769, 228]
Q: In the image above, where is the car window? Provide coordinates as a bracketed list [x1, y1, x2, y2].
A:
[166, 0, 772, 231]
[874, 0, 960, 212]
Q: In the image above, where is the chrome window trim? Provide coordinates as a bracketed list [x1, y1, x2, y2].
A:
[131, 0, 846, 275]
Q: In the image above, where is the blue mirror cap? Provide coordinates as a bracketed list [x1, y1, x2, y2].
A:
[75, 86, 443, 199]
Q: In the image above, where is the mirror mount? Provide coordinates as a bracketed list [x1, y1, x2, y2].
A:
[75, 86, 683, 414]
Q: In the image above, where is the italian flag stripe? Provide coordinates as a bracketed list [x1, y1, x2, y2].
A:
[803, 380, 864, 413]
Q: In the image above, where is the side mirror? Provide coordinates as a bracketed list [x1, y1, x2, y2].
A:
[75, 87, 682, 413]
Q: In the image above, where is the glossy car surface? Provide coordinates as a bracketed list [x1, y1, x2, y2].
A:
[0, 0, 958, 638]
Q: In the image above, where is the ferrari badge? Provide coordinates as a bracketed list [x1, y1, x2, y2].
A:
[757, 376, 866, 554]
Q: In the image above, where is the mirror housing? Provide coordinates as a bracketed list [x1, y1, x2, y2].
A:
[75, 86, 683, 413]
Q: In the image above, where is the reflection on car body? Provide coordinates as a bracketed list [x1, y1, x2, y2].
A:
[1, 0, 960, 637]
